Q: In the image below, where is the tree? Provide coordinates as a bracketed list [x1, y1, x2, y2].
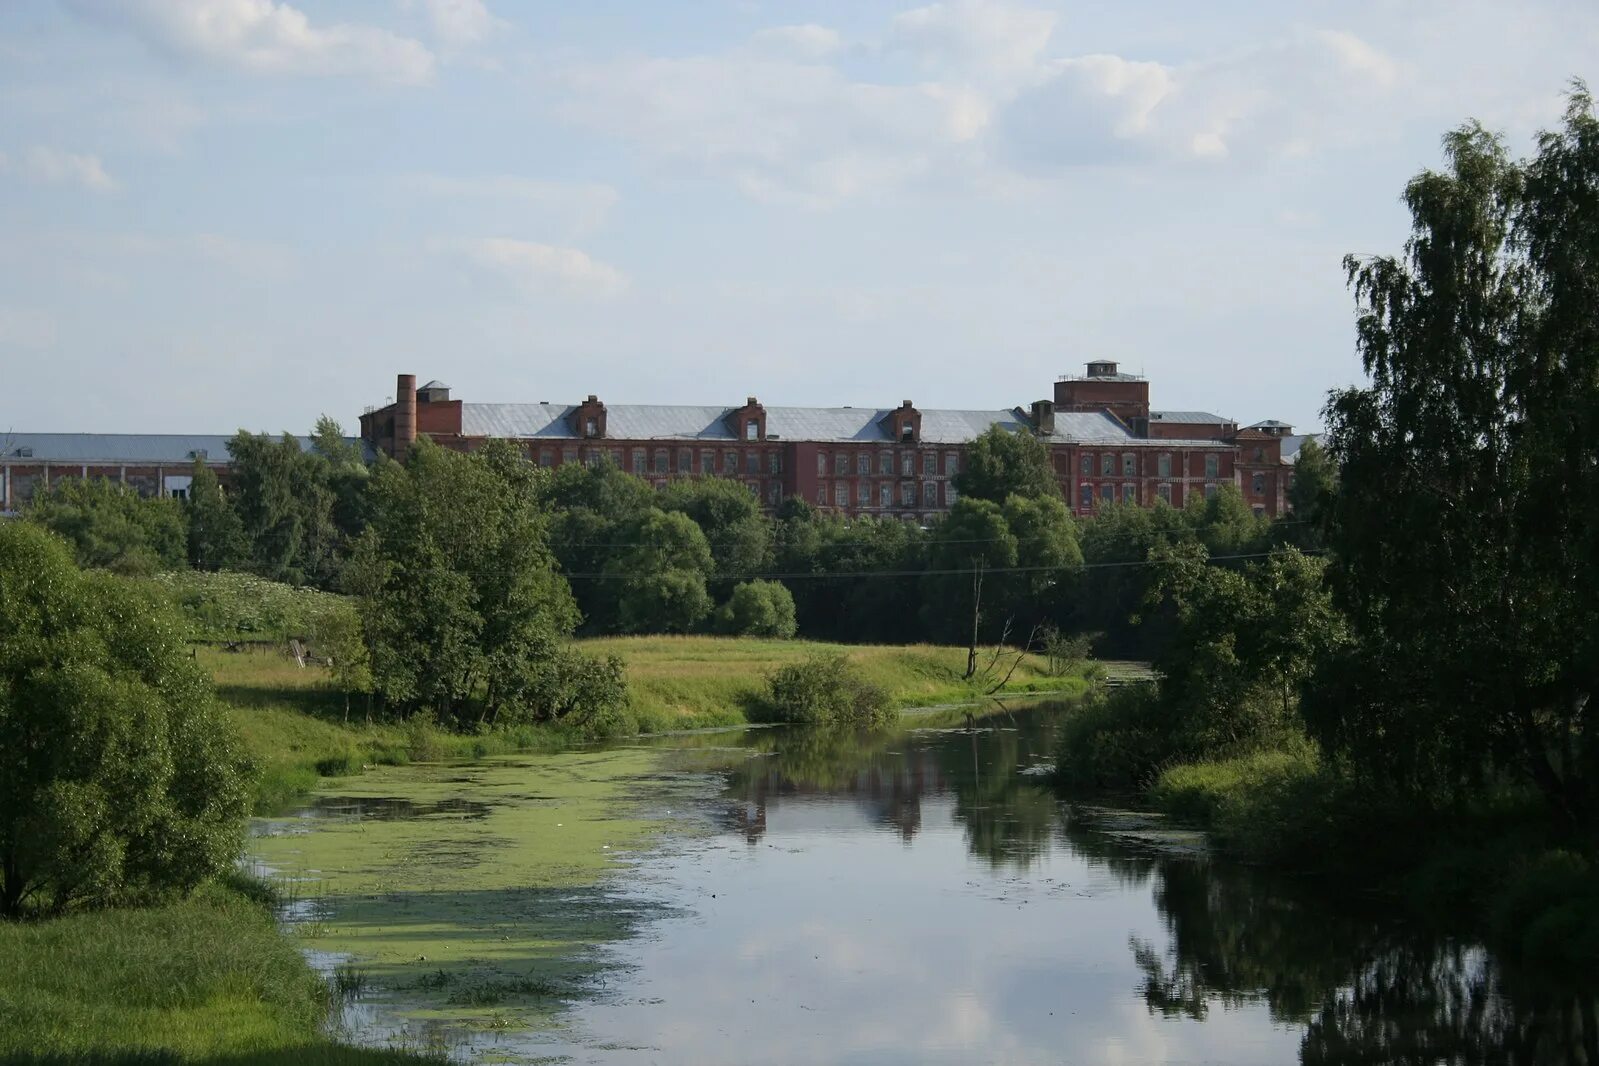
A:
[954, 425, 1061, 503]
[921, 498, 1019, 658]
[310, 603, 373, 720]
[661, 476, 773, 585]
[718, 579, 798, 638]
[537, 460, 656, 632]
[184, 461, 247, 571]
[347, 438, 579, 723]
[605, 509, 715, 633]
[226, 431, 341, 587]
[1314, 93, 1599, 822]
[25, 477, 187, 575]
[0, 524, 250, 917]
[1002, 493, 1083, 629]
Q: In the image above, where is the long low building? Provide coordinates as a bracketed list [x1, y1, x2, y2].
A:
[358, 363, 1301, 519]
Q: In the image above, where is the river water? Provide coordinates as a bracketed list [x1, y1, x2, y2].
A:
[250, 702, 1594, 1064]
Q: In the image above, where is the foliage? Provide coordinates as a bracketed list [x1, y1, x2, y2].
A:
[536, 459, 655, 632]
[1316, 90, 1599, 822]
[156, 569, 353, 642]
[603, 508, 715, 634]
[953, 424, 1061, 503]
[517, 648, 632, 735]
[25, 477, 187, 575]
[921, 497, 1019, 643]
[1282, 437, 1336, 549]
[760, 653, 894, 727]
[345, 438, 578, 724]
[1054, 684, 1176, 791]
[0, 524, 250, 918]
[717, 579, 798, 638]
[184, 460, 247, 571]
[773, 506, 926, 643]
[226, 430, 344, 587]
[310, 604, 373, 716]
[660, 475, 773, 584]
[1039, 624, 1092, 678]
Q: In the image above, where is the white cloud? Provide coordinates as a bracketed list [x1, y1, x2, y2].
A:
[550, 53, 985, 207]
[749, 24, 843, 61]
[1, 146, 119, 192]
[66, 0, 435, 86]
[447, 238, 627, 298]
[412, 0, 503, 51]
[400, 175, 618, 231]
[891, 0, 1057, 84]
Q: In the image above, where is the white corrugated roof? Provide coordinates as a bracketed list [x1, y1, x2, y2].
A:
[1151, 410, 1230, 424]
[1, 433, 370, 464]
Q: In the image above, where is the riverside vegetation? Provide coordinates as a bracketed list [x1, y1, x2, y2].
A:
[5, 94, 1599, 1061]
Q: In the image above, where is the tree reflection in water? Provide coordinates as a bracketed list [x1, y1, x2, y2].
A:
[669, 703, 1598, 1064]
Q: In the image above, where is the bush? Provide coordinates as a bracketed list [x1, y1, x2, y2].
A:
[1054, 684, 1176, 792]
[0, 524, 251, 917]
[760, 653, 893, 727]
[156, 569, 353, 642]
[717, 580, 798, 638]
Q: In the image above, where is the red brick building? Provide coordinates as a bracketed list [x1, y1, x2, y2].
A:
[360, 365, 1299, 520]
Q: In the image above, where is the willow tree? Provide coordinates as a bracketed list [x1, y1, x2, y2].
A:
[1312, 89, 1599, 825]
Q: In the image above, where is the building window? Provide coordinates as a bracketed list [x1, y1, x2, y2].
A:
[1122, 483, 1135, 503]
[835, 482, 849, 508]
[922, 481, 936, 507]
[857, 453, 870, 476]
[769, 453, 781, 475]
[1253, 447, 1265, 462]
[1205, 453, 1219, 479]
[746, 480, 759, 496]
[1204, 483, 1219, 499]
[858, 482, 871, 507]
[946, 482, 958, 506]
[562, 448, 578, 464]
[1122, 453, 1136, 476]
[836, 453, 850, 476]
[879, 452, 893, 475]
[724, 450, 737, 473]
[746, 452, 759, 475]
[901, 482, 916, 507]
[945, 452, 958, 476]
[1158, 483, 1172, 504]
[1253, 472, 1266, 495]
[629, 449, 643, 474]
[584, 417, 598, 437]
[768, 483, 781, 506]
[922, 453, 936, 478]
[1079, 453, 1092, 476]
[818, 482, 828, 504]
[653, 450, 668, 475]
[746, 419, 760, 441]
[1079, 484, 1094, 511]
[880, 482, 893, 509]
[609, 449, 622, 467]
[1252, 504, 1266, 517]
[1100, 484, 1114, 502]
[1157, 453, 1172, 478]
[586, 448, 603, 468]
[678, 449, 692, 474]
[700, 449, 714, 474]
[900, 453, 914, 477]
[1101, 453, 1115, 476]
[901, 421, 914, 442]
[818, 453, 828, 477]
[542, 449, 556, 469]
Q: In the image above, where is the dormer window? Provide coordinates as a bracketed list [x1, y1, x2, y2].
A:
[14, 447, 32, 458]
[585, 417, 598, 437]
[900, 422, 913, 442]
[745, 419, 759, 441]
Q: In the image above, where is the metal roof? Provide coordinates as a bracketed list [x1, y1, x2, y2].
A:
[1282, 433, 1323, 463]
[458, 402, 1226, 448]
[1, 433, 369, 464]
[419, 380, 450, 391]
[1151, 410, 1231, 424]
[1246, 419, 1293, 430]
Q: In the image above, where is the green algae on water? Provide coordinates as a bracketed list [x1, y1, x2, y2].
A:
[248, 745, 709, 1047]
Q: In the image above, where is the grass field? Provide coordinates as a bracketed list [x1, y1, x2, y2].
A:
[583, 634, 1091, 728]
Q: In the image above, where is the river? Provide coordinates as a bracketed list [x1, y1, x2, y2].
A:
[248, 701, 1594, 1064]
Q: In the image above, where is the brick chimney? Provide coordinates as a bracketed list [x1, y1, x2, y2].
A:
[395, 373, 417, 461]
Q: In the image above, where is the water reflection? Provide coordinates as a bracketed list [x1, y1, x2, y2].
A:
[629, 702, 1598, 1066]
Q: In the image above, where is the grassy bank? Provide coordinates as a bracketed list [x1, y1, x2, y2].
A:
[1139, 746, 1599, 969]
[0, 880, 445, 1065]
[583, 634, 1090, 728]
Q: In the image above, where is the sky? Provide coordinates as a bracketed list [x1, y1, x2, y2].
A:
[1, 1, 1595, 436]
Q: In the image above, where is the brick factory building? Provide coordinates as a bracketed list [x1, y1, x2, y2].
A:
[359, 365, 1309, 520]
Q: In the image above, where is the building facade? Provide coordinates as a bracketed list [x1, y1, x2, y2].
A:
[359, 365, 1297, 520]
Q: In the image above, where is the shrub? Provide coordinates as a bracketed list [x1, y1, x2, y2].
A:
[1053, 684, 1176, 792]
[0, 524, 251, 917]
[760, 653, 893, 727]
[717, 580, 798, 638]
[156, 569, 353, 642]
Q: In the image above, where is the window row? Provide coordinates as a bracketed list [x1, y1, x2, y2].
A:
[1076, 452, 1224, 479]
[816, 450, 961, 479]
[815, 480, 958, 509]
[534, 447, 782, 477]
[1076, 482, 1222, 509]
